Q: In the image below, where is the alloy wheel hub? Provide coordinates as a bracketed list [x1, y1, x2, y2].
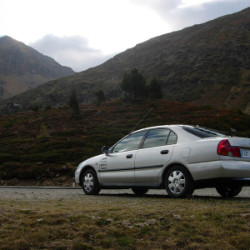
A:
[168, 171, 186, 194]
[84, 173, 94, 192]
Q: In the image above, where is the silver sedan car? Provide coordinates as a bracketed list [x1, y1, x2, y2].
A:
[75, 125, 250, 198]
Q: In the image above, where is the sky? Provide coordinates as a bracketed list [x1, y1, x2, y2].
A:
[0, 0, 249, 72]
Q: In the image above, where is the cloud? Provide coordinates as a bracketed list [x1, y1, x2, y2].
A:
[172, 0, 250, 30]
[131, 0, 181, 11]
[132, 0, 250, 31]
[26, 1, 249, 72]
[30, 34, 114, 72]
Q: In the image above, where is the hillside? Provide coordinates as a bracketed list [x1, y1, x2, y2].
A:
[0, 99, 250, 185]
[0, 36, 74, 100]
[2, 7, 250, 113]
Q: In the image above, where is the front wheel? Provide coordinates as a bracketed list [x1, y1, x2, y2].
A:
[215, 185, 242, 198]
[165, 165, 194, 198]
[81, 169, 101, 195]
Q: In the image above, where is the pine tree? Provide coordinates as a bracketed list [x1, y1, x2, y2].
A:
[121, 68, 147, 101]
[69, 88, 79, 115]
[148, 78, 163, 99]
[121, 73, 130, 98]
[95, 90, 105, 103]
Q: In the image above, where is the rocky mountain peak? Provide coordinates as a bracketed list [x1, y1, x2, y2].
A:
[0, 36, 74, 100]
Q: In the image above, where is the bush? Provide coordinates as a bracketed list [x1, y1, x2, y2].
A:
[0, 153, 20, 164]
[0, 162, 43, 180]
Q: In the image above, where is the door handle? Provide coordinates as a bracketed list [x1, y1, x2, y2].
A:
[126, 154, 133, 159]
[161, 150, 169, 155]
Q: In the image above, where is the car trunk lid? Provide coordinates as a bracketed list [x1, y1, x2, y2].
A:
[228, 137, 250, 161]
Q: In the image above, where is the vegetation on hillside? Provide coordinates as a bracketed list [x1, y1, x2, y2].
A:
[121, 69, 163, 101]
[148, 78, 163, 99]
[0, 99, 249, 185]
[121, 69, 147, 101]
[69, 88, 80, 116]
[95, 90, 106, 104]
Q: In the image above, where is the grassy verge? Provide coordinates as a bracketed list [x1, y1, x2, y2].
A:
[0, 194, 249, 249]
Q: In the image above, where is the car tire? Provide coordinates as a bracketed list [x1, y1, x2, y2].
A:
[81, 169, 101, 195]
[131, 187, 148, 196]
[165, 165, 194, 198]
[215, 185, 242, 198]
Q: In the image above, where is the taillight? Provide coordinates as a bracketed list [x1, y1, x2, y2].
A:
[217, 139, 241, 157]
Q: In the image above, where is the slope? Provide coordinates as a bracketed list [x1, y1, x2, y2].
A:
[2, 7, 250, 113]
[0, 99, 250, 185]
[0, 36, 74, 100]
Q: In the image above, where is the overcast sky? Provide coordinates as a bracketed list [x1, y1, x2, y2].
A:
[0, 0, 249, 72]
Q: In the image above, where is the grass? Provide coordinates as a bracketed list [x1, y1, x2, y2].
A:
[0, 193, 250, 249]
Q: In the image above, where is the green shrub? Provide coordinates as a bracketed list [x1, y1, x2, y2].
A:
[0, 153, 20, 164]
[0, 162, 42, 180]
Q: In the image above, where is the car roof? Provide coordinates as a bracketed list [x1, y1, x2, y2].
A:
[132, 124, 185, 133]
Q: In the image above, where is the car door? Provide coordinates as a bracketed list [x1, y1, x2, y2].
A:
[99, 130, 146, 185]
[134, 128, 177, 185]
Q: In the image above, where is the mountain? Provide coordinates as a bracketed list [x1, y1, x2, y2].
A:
[2, 8, 250, 113]
[0, 36, 74, 100]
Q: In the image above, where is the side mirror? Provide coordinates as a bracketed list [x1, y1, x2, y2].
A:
[102, 146, 109, 156]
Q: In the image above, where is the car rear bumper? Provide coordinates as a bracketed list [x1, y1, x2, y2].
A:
[221, 160, 250, 177]
[189, 160, 250, 181]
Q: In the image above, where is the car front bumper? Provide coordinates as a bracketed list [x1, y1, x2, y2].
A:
[75, 168, 81, 184]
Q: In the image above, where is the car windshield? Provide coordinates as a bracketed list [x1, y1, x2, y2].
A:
[182, 126, 226, 138]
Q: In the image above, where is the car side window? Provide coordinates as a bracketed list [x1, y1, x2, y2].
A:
[167, 131, 178, 145]
[112, 131, 146, 153]
[143, 129, 171, 148]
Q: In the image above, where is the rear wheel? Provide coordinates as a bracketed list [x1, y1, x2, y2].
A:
[132, 187, 148, 196]
[81, 169, 101, 195]
[165, 165, 194, 198]
[215, 185, 242, 198]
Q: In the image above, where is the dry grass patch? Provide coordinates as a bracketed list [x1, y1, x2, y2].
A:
[0, 195, 250, 249]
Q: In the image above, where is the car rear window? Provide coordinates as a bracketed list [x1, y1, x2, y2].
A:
[182, 126, 225, 138]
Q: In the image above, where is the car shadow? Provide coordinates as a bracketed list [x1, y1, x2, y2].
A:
[98, 193, 250, 200]
[191, 195, 250, 201]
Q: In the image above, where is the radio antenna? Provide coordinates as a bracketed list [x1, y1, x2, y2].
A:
[131, 107, 154, 133]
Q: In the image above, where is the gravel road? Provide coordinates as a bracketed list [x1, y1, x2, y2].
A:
[0, 186, 250, 201]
